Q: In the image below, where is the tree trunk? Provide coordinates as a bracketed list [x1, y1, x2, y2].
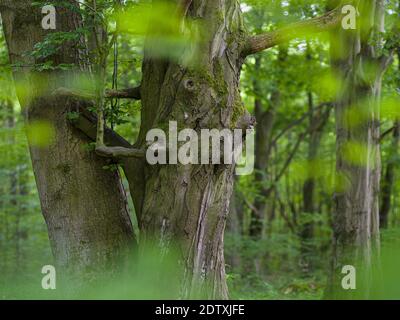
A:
[327, 0, 389, 298]
[0, 0, 136, 277]
[129, 0, 250, 299]
[380, 122, 400, 229]
[301, 93, 318, 271]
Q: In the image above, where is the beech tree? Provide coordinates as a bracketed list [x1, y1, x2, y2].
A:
[327, 0, 397, 298]
[0, 0, 346, 299]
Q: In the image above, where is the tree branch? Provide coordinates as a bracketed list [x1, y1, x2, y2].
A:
[276, 193, 297, 233]
[273, 131, 306, 185]
[95, 146, 145, 158]
[240, 193, 261, 217]
[69, 104, 133, 149]
[380, 126, 397, 142]
[271, 102, 333, 145]
[52, 89, 145, 159]
[105, 87, 141, 99]
[78, 109, 144, 159]
[242, 7, 342, 57]
[53, 86, 141, 100]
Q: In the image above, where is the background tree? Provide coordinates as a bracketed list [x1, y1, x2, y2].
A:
[327, 0, 398, 298]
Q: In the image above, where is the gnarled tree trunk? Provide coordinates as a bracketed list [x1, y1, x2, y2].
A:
[131, 0, 249, 299]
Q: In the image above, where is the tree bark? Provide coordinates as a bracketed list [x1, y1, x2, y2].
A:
[129, 0, 249, 299]
[0, 0, 136, 277]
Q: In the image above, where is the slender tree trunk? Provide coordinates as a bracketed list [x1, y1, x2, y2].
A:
[0, 0, 136, 277]
[301, 93, 318, 271]
[250, 47, 287, 239]
[380, 122, 400, 228]
[301, 43, 317, 250]
[250, 60, 275, 238]
[300, 91, 330, 271]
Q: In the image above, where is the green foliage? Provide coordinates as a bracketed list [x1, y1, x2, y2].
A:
[30, 30, 88, 60]
[114, 1, 202, 63]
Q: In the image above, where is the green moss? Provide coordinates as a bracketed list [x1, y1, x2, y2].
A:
[231, 92, 246, 127]
[187, 64, 228, 108]
[212, 61, 228, 104]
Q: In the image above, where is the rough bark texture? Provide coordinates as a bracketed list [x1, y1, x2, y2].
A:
[124, 0, 249, 299]
[0, 0, 136, 276]
[327, 0, 388, 298]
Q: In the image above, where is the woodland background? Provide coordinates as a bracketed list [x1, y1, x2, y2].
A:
[0, 0, 400, 299]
